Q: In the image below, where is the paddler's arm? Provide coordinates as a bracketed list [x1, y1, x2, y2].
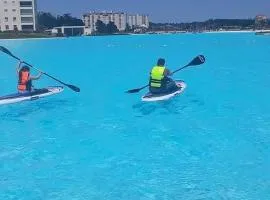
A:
[164, 68, 172, 76]
[16, 60, 23, 75]
[30, 72, 43, 80]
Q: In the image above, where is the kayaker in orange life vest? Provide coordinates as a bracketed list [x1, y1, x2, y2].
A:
[149, 58, 178, 94]
[17, 61, 43, 93]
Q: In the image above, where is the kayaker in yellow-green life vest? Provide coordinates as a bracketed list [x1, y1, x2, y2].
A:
[149, 58, 178, 94]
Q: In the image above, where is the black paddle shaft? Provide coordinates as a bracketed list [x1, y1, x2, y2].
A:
[126, 55, 206, 93]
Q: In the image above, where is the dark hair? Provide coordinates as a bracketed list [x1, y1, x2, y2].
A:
[157, 58, 165, 66]
[21, 65, 30, 72]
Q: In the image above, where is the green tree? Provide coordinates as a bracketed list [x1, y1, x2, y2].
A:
[56, 13, 84, 27]
[107, 21, 119, 33]
[37, 12, 84, 31]
[37, 12, 57, 30]
[95, 20, 107, 33]
[125, 23, 131, 32]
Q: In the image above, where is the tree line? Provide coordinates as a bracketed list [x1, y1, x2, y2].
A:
[38, 12, 120, 34]
[37, 12, 84, 30]
[94, 20, 119, 34]
[149, 19, 270, 32]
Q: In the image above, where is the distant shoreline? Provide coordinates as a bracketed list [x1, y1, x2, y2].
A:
[0, 32, 54, 40]
[1, 29, 269, 40]
[205, 30, 255, 33]
[0, 37, 66, 41]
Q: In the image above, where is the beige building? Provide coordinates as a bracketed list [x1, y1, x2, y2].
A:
[0, 0, 37, 32]
[83, 11, 149, 33]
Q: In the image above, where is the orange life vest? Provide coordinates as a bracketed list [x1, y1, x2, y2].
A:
[18, 71, 30, 91]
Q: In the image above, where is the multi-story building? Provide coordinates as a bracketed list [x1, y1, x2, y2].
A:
[83, 12, 126, 33]
[0, 0, 37, 32]
[255, 15, 268, 29]
[128, 14, 149, 28]
[83, 11, 149, 33]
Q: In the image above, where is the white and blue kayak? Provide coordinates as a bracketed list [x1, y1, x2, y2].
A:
[142, 81, 186, 102]
[0, 86, 64, 105]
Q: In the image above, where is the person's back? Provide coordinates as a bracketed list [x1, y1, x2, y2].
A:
[149, 58, 178, 94]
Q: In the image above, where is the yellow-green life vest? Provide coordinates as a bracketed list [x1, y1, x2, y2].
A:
[150, 66, 165, 88]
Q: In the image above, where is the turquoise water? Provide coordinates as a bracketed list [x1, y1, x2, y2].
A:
[0, 33, 270, 199]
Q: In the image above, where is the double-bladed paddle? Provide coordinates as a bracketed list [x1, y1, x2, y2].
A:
[126, 55, 206, 93]
[0, 46, 80, 92]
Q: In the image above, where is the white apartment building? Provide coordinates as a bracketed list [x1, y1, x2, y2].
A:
[128, 14, 149, 28]
[83, 12, 126, 33]
[83, 11, 149, 33]
[0, 0, 37, 32]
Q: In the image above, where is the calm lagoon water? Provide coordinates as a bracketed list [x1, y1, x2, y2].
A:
[0, 33, 270, 199]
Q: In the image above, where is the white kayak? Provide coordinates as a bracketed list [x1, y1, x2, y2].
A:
[0, 86, 64, 105]
[142, 80, 186, 102]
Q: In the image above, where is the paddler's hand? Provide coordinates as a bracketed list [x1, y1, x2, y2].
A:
[34, 71, 43, 79]
[165, 69, 172, 76]
[17, 60, 24, 73]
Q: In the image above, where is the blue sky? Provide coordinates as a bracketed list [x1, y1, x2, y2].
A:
[38, 0, 270, 22]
